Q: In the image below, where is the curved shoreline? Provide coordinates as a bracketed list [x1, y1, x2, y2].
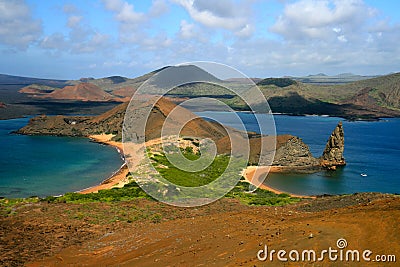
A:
[80, 135, 315, 198]
[78, 134, 130, 194]
[243, 166, 315, 199]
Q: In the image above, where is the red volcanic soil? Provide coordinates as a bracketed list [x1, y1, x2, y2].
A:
[19, 86, 51, 95]
[1, 194, 399, 266]
[112, 86, 136, 98]
[40, 83, 124, 102]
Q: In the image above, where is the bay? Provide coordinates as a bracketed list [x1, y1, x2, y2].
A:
[0, 118, 124, 198]
[2, 113, 399, 198]
[197, 111, 400, 195]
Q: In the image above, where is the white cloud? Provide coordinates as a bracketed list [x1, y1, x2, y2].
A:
[270, 0, 375, 41]
[40, 33, 68, 50]
[5, 0, 400, 79]
[102, 0, 152, 45]
[179, 20, 196, 39]
[337, 35, 347, 42]
[0, 0, 42, 50]
[63, 4, 78, 14]
[235, 24, 254, 38]
[67, 15, 83, 28]
[149, 0, 169, 17]
[115, 2, 145, 23]
[39, 4, 112, 55]
[332, 27, 341, 33]
[173, 0, 254, 37]
[103, 0, 145, 23]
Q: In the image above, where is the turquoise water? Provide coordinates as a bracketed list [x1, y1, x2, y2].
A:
[1, 114, 399, 198]
[0, 118, 124, 198]
[197, 112, 400, 195]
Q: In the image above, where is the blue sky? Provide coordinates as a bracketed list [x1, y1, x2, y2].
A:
[0, 0, 399, 79]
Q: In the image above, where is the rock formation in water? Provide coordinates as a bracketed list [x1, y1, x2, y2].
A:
[17, 98, 346, 173]
[320, 121, 346, 170]
[273, 136, 321, 168]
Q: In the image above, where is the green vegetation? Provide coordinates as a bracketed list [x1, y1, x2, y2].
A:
[41, 181, 151, 204]
[16, 178, 298, 207]
[166, 82, 236, 97]
[226, 179, 300, 206]
[0, 197, 39, 216]
[257, 78, 297, 87]
[1, 151, 299, 212]
[150, 149, 230, 187]
[1, 178, 299, 215]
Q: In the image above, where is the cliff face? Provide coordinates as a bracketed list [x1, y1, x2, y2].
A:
[248, 123, 346, 172]
[17, 102, 128, 140]
[273, 136, 320, 167]
[320, 121, 346, 170]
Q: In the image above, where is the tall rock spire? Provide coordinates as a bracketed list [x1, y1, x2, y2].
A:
[320, 121, 346, 170]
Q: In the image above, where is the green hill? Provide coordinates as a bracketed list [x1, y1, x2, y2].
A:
[226, 72, 400, 119]
[257, 77, 297, 87]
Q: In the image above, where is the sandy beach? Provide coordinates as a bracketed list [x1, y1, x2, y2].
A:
[81, 134, 313, 197]
[79, 134, 129, 194]
[243, 166, 314, 198]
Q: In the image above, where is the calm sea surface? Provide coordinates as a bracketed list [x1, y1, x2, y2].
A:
[197, 112, 400, 195]
[0, 118, 124, 198]
[1, 114, 399, 198]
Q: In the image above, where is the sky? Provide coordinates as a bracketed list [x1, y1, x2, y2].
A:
[0, 0, 399, 79]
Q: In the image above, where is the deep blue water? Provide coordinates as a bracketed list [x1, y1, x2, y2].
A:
[1, 114, 399, 198]
[0, 118, 124, 198]
[197, 112, 400, 195]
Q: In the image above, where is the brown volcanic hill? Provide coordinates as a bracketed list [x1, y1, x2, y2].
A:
[142, 97, 228, 142]
[112, 86, 136, 97]
[17, 97, 229, 144]
[40, 83, 124, 102]
[19, 84, 55, 95]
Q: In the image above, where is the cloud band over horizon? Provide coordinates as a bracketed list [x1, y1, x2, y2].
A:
[0, 0, 399, 79]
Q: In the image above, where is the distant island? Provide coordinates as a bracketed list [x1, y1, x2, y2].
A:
[1, 66, 400, 121]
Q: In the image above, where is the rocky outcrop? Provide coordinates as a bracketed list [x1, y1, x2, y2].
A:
[247, 135, 322, 173]
[248, 123, 346, 172]
[273, 136, 320, 168]
[17, 97, 346, 173]
[320, 121, 346, 170]
[16, 102, 128, 140]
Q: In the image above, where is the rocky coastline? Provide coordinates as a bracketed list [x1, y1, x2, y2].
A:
[17, 99, 346, 173]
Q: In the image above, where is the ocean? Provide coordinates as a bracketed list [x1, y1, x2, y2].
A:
[197, 111, 400, 195]
[1, 114, 399, 198]
[0, 118, 124, 198]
